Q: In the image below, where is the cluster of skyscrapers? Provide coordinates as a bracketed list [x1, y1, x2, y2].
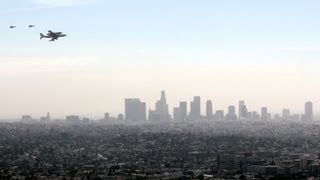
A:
[125, 91, 315, 122]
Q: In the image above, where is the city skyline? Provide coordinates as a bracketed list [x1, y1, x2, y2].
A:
[9, 91, 320, 121]
[2, 92, 319, 119]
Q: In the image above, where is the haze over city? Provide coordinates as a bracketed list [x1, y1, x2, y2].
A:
[1, 0, 320, 118]
[5, 1, 320, 179]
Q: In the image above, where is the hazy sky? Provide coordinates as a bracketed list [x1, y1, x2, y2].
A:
[1, 0, 320, 118]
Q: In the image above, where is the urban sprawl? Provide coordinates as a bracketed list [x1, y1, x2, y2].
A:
[1, 91, 320, 180]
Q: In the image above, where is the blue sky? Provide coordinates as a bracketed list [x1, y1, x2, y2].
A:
[2, 0, 320, 55]
[1, 0, 320, 118]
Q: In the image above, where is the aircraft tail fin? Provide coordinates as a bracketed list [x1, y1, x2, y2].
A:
[40, 33, 45, 39]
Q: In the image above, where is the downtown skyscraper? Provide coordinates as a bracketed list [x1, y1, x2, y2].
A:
[239, 100, 248, 119]
[125, 98, 146, 122]
[206, 100, 213, 120]
[190, 96, 201, 120]
[261, 107, 268, 121]
[179, 101, 187, 122]
[304, 101, 313, 121]
[226, 105, 237, 120]
[149, 91, 170, 121]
